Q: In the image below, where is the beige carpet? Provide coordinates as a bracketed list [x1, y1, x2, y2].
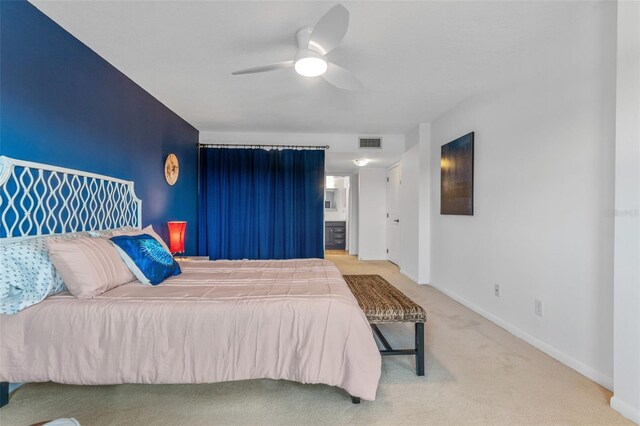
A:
[0, 254, 632, 425]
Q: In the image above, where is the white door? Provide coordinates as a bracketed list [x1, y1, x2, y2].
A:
[386, 164, 401, 264]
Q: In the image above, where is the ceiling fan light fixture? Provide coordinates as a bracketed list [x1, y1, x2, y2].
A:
[353, 159, 370, 167]
[294, 56, 328, 77]
[294, 49, 328, 77]
[231, 5, 362, 90]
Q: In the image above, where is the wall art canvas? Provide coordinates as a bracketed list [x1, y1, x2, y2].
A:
[440, 132, 474, 215]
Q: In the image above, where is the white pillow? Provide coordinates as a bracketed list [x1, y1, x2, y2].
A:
[87, 226, 139, 238]
[111, 225, 172, 253]
[0, 232, 88, 314]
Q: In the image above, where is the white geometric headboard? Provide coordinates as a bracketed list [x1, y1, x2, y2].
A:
[0, 156, 142, 242]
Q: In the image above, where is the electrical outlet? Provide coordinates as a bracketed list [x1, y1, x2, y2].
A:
[494, 284, 500, 298]
[535, 299, 544, 317]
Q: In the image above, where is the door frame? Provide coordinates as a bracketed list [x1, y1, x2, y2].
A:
[386, 162, 401, 264]
[324, 173, 353, 252]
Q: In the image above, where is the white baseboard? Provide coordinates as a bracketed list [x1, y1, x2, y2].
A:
[430, 283, 613, 391]
[400, 269, 419, 283]
[611, 396, 640, 424]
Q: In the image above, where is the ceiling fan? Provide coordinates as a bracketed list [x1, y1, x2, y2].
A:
[231, 4, 363, 91]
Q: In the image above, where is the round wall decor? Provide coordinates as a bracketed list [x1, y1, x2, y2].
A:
[164, 154, 179, 185]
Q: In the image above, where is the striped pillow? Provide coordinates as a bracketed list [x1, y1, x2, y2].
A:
[46, 237, 136, 298]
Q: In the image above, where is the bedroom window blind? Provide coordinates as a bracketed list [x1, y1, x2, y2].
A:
[198, 148, 325, 260]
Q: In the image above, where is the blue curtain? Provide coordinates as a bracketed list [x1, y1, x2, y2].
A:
[198, 148, 325, 260]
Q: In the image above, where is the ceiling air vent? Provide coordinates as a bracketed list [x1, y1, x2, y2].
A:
[359, 137, 382, 149]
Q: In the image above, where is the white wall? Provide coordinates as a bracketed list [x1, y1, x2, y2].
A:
[427, 2, 617, 389]
[417, 123, 432, 284]
[358, 168, 388, 260]
[199, 131, 404, 150]
[400, 142, 420, 281]
[399, 124, 432, 284]
[349, 174, 359, 255]
[199, 131, 405, 174]
[611, 0, 640, 422]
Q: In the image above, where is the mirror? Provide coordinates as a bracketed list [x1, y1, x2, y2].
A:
[325, 189, 337, 211]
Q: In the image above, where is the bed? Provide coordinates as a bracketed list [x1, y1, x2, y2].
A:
[0, 156, 381, 406]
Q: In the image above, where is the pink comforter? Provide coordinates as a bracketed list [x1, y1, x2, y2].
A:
[0, 259, 381, 400]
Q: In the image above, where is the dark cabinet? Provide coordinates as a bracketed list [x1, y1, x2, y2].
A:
[325, 221, 346, 250]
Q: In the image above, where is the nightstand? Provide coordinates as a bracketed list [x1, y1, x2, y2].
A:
[175, 256, 210, 262]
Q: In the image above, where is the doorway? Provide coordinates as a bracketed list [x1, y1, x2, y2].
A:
[386, 164, 401, 264]
[324, 175, 350, 252]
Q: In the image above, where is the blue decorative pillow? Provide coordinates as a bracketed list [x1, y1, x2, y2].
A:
[110, 234, 181, 285]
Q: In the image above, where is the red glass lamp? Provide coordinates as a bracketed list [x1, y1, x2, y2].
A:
[167, 221, 187, 255]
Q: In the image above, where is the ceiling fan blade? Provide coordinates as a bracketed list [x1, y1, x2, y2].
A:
[231, 61, 294, 75]
[322, 63, 363, 91]
[309, 4, 349, 55]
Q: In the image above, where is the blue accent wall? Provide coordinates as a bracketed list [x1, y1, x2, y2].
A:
[0, 1, 199, 254]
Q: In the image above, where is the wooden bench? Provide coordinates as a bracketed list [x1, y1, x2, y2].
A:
[343, 274, 426, 387]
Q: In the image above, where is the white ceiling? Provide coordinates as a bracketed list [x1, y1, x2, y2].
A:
[31, 0, 599, 135]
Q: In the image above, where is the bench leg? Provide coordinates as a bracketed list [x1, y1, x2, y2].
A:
[415, 322, 425, 376]
[0, 382, 9, 408]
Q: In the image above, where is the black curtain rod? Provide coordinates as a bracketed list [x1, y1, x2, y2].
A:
[199, 143, 329, 150]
